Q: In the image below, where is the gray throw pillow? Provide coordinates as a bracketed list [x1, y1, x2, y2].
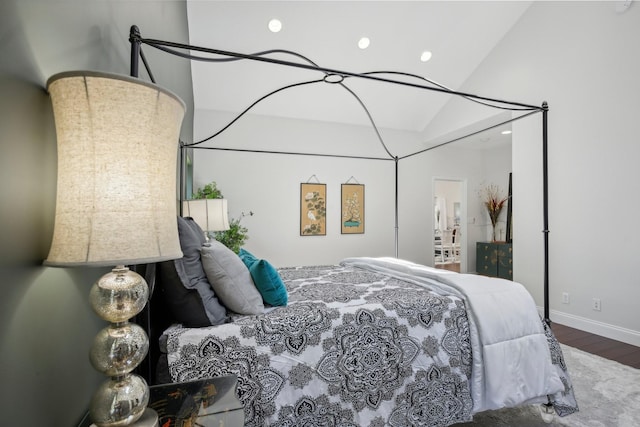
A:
[200, 240, 265, 315]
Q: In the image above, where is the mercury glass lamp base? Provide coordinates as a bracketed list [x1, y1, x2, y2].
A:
[91, 408, 158, 427]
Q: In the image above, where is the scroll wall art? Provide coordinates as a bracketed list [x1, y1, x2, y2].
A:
[300, 183, 326, 236]
[341, 183, 364, 234]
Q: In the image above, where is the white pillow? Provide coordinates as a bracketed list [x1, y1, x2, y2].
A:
[200, 241, 264, 315]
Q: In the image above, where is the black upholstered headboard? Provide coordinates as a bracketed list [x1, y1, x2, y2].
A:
[134, 263, 170, 385]
[135, 216, 230, 385]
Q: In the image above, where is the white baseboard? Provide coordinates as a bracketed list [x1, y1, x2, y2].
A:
[540, 308, 640, 347]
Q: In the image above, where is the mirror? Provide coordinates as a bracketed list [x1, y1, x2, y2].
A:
[432, 114, 513, 275]
[434, 179, 464, 273]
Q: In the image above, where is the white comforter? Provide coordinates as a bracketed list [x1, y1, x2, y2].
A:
[341, 257, 565, 413]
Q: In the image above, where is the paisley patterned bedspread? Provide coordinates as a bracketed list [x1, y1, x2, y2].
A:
[164, 263, 576, 426]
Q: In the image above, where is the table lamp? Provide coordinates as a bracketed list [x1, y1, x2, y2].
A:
[44, 71, 185, 426]
[182, 198, 230, 241]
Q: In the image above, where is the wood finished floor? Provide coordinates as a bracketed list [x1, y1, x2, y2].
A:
[550, 323, 640, 369]
[435, 262, 461, 273]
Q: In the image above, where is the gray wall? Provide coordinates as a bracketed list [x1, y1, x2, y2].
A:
[0, 1, 191, 425]
[0, 62, 107, 427]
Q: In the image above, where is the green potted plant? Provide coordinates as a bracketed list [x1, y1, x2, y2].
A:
[191, 181, 249, 253]
[193, 181, 224, 199]
[212, 217, 248, 254]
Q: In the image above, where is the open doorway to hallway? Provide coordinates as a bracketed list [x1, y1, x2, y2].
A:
[433, 178, 465, 273]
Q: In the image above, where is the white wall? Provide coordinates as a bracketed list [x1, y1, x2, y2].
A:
[192, 109, 512, 272]
[193, 1, 640, 346]
[192, 111, 405, 267]
[426, 1, 640, 345]
[189, 111, 510, 271]
[399, 142, 512, 272]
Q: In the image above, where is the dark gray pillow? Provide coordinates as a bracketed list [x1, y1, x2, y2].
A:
[156, 216, 227, 327]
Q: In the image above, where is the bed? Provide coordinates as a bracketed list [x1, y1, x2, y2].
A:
[126, 24, 575, 426]
[143, 216, 578, 427]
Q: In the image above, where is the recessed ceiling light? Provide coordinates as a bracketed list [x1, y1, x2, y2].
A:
[268, 19, 282, 33]
[420, 51, 433, 62]
[501, 130, 512, 135]
[358, 37, 370, 49]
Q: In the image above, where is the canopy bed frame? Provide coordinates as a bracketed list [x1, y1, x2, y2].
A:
[128, 25, 551, 324]
[126, 25, 569, 426]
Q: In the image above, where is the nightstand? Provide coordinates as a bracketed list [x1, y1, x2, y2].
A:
[476, 241, 513, 280]
[78, 375, 243, 427]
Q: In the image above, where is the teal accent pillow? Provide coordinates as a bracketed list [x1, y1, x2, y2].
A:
[239, 249, 288, 307]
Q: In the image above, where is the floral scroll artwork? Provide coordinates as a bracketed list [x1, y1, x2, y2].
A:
[300, 183, 326, 236]
[341, 184, 364, 234]
[478, 183, 509, 242]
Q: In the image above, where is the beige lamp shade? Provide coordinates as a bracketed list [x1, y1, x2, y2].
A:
[182, 199, 230, 232]
[44, 71, 186, 267]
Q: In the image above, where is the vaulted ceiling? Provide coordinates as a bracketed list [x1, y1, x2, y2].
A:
[185, 1, 532, 136]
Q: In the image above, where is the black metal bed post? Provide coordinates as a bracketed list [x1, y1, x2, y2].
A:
[129, 23, 155, 383]
[130, 24, 184, 213]
[394, 156, 399, 258]
[179, 146, 186, 215]
[542, 101, 550, 324]
[129, 25, 141, 78]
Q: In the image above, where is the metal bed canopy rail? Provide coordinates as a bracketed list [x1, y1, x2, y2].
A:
[129, 25, 544, 147]
[128, 25, 552, 324]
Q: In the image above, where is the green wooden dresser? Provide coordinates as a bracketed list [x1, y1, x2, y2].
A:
[476, 242, 513, 280]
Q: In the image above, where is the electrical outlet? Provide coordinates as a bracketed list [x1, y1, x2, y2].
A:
[562, 292, 570, 304]
[592, 298, 601, 311]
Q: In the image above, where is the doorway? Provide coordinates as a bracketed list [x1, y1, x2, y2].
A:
[433, 178, 466, 273]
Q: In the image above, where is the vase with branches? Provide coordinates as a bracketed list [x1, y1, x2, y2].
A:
[479, 183, 509, 242]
